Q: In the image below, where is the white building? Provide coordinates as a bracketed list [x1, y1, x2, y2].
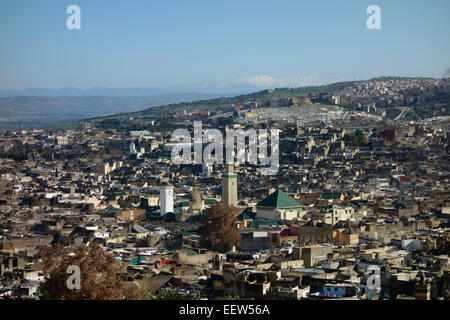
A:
[320, 205, 354, 225]
[130, 130, 152, 137]
[160, 185, 174, 215]
[129, 142, 136, 155]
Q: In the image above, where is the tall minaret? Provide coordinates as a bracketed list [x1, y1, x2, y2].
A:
[222, 164, 238, 207]
[160, 184, 174, 215]
[129, 142, 136, 155]
[190, 182, 203, 214]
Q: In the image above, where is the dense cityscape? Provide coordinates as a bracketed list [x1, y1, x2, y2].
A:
[0, 77, 448, 300]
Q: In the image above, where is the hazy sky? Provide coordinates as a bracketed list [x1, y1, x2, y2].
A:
[0, 0, 449, 90]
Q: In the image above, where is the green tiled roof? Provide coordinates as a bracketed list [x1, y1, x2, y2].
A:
[105, 204, 120, 212]
[320, 193, 342, 200]
[236, 211, 256, 221]
[180, 231, 197, 236]
[249, 220, 279, 229]
[223, 174, 237, 178]
[257, 189, 302, 208]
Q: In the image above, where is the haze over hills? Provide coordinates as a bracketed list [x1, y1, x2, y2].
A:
[0, 86, 245, 98]
[0, 75, 344, 97]
[0, 93, 235, 130]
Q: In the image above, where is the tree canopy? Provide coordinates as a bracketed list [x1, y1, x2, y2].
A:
[38, 243, 141, 300]
[198, 201, 242, 253]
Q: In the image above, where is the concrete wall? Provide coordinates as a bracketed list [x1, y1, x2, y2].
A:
[176, 250, 212, 266]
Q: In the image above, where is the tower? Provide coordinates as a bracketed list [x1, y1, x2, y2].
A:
[222, 164, 238, 207]
[414, 271, 431, 300]
[160, 185, 174, 215]
[129, 142, 136, 155]
[190, 182, 203, 214]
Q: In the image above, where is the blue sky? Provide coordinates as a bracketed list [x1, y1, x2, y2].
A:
[0, 0, 449, 90]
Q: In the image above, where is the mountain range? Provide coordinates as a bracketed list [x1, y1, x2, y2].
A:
[0, 76, 343, 98]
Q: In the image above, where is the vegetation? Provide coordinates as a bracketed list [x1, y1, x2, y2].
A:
[0, 151, 25, 161]
[412, 95, 450, 119]
[384, 108, 402, 120]
[140, 84, 345, 117]
[156, 289, 190, 300]
[42, 122, 83, 131]
[38, 243, 141, 300]
[198, 202, 242, 253]
[344, 129, 369, 147]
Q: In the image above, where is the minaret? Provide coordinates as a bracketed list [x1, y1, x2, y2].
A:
[129, 142, 136, 155]
[414, 271, 431, 300]
[190, 182, 203, 214]
[160, 184, 174, 215]
[222, 164, 238, 207]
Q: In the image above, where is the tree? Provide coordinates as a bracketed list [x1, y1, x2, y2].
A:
[346, 129, 368, 147]
[198, 201, 241, 253]
[38, 243, 141, 300]
[215, 116, 234, 127]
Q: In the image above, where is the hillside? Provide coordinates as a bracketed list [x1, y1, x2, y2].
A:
[91, 77, 445, 120]
[0, 93, 235, 130]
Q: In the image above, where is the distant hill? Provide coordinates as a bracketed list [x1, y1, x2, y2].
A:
[83, 76, 449, 124]
[0, 83, 259, 98]
[0, 93, 236, 129]
[136, 80, 360, 116]
[0, 76, 343, 98]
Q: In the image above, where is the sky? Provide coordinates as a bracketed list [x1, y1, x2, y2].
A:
[0, 0, 449, 90]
